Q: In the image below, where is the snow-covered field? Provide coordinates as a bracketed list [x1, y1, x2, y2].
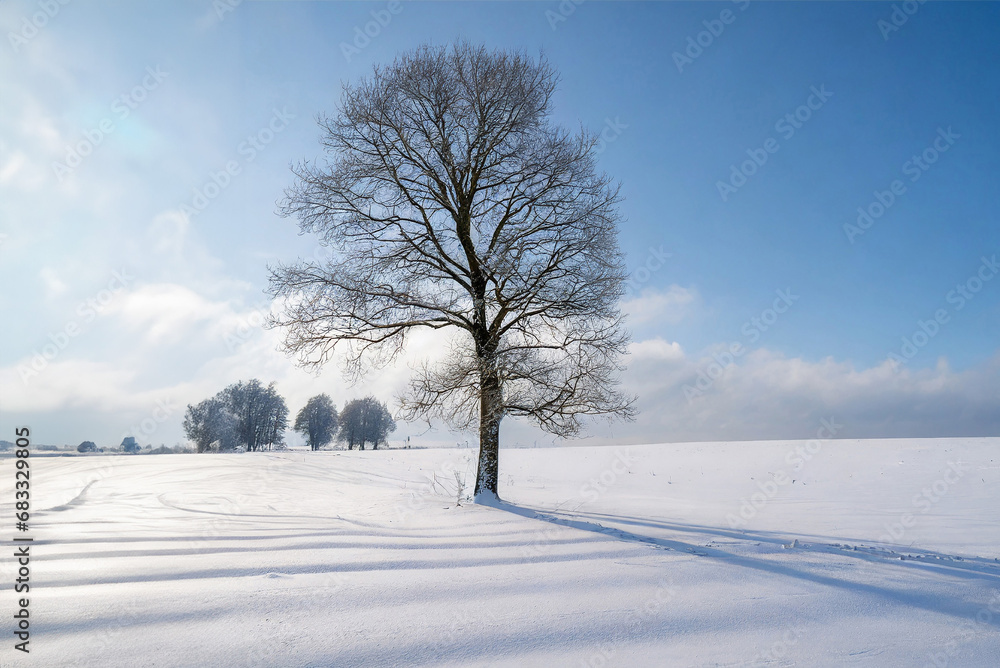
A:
[2, 438, 998, 667]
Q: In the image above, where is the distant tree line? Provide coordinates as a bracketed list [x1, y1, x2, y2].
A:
[75, 438, 193, 454]
[183, 380, 396, 452]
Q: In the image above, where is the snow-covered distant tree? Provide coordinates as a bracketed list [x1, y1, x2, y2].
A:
[223, 379, 289, 452]
[338, 397, 396, 450]
[338, 399, 365, 450]
[185, 380, 289, 452]
[294, 394, 339, 451]
[183, 397, 238, 453]
[77, 441, 97, 453]
[362, 396, 396, 450]
[267, 42, 635, 499]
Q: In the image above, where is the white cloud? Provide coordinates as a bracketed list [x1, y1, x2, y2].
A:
[39, 266, 68, 299]
[622, 285, 698, 326]
[601, 343, 1000, 443]
[629, 337, 684, 360]
[103, 284, 219, 345]
[147, 210, 190, 255]
[5, 297, 1000, 447]
[0, 151, 26, 183]
[0, 275, 428, 445]
[0, 358, 138, 413]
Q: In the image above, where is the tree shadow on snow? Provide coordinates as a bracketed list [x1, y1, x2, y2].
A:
[490, 499, 1000, 629]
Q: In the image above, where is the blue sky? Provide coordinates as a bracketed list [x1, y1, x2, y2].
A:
[1, 1, 998, 447]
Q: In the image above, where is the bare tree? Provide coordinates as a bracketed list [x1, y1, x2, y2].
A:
[268, 42, 635, 499]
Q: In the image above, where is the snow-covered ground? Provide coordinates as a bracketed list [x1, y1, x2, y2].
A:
[1, 438, 998, 667]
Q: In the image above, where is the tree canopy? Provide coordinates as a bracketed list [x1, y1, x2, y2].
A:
[294, 394, 339, 451]
[268, 42, 634, 497]
[338, 396, 396, 450]
[183, 379, 289, 452]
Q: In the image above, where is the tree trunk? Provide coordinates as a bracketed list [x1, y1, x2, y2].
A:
[475, 369, 503, 498]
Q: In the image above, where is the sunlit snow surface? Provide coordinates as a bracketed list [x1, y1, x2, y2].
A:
[2, 439, 999, 667]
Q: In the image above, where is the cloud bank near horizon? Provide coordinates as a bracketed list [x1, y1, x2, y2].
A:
[3, 267, 998, 447]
